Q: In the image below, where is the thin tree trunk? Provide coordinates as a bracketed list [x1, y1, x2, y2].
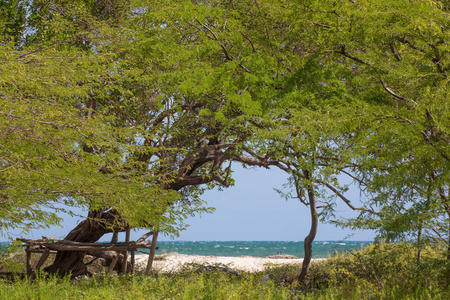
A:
[298, 170, 318, 283]
[111, 231, 119, 243]
[446, 208, 450, 288]
[446, 207, 450, 262]
[417, 226, 422, 263]
[146, 230, 159, 275]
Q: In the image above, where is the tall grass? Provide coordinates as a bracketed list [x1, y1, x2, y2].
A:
[0, 242, 448, 299]
[0, 272, 292, 299]
[264, 242, 450, 299]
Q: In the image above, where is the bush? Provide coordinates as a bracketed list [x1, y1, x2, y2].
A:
[304, 242, 449, 299]
[263, 263, 302, 287]
[0, 241, 24, 274]
[258, 242, 449, 299]
[0, 242, 448, 299]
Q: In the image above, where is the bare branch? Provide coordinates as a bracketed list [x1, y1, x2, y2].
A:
[421, 131, 450, 162]
[233, 153, 290, 172]
[314, 178, 380, 216]
[212, 173, 231, 187]
[334, 45, 373, 66]
[17, 42, 66, 59]
[194, 20, 252, 73]
[313, 23, 331, 29]
[390, 40, 402, 62]
[425, 225, 450, 246]
[396, 36, 427, 54]
[240, 31, 256, 53]
[137, 231, 154, 243]
[380, 80, 418, 106]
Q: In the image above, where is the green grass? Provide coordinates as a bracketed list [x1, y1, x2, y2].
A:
[0, 242, 449, 299]
[0, 272, 292, 299]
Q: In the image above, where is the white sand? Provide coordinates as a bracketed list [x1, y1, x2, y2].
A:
[134, 253, 325, 273]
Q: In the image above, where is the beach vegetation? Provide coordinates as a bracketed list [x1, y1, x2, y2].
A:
[267, 242, 449, 299]
[1, 242, 449, 299]
[0, 240, 23, 274]
[1, 0, 449, 282]
[0, 270, 292, 299]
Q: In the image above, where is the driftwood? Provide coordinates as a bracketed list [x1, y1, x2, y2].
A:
[146, 231, 159, 275]
[17, 237, 159, 276]
[265, 254, 298, 259]
[137, 231, 154, 243]
[87, 250, 132, 273]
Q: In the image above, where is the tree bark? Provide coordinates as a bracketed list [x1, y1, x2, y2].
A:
[87, 250, 132, 273]
[298, 170, 318, 283]
[416, 225, 422, 263]
[44, 208, 127, 277]
[446, 207, 450, 288]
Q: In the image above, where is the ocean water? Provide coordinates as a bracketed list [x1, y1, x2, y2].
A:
[148, 241, 371, 258]
[1, 241, 372, 258]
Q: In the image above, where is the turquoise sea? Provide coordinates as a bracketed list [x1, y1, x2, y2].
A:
[1, 241, 372, 258]
[145, 241, 371, 258]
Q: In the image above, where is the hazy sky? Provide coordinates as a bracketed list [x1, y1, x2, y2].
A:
[5, 164, 375, 242]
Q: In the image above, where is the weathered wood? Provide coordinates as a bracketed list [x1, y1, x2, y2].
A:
[41, 242, 152, 252]
[44, 244, 131, 252]
[21, 238, 152, 248]
[18, 237, 151, 276]
[18, 237, 58, 245]
[125, 227, 131, 242]
[111, 232, 119, 244]
[34, 249, 50, 270]
[52, 240, 133, 247]
[137, 231, 154, 243]
[87, 250, 130, 273]
[135, 248, 158, 255]
[26, 246, 32, 275]
[131, 249, 135, 274]
[122, 227, 130, 273]
[107, 254, 119, 273]
[146, 230, 159, 275]
[121, 250, 128, 273]
[29, 249, 58, 254]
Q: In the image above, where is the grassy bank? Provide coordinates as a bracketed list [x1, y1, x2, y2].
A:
[0, 242, 449, 299]
[266, 242, 449, 299]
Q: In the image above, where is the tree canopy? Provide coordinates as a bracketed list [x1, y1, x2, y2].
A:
[0, 0, 449, 276]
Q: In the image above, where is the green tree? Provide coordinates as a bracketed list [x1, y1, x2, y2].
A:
[318, 0, 450, 256]
[2, 0, 263, 276]
[3, 0, 448, 281]
[190, 0, 450, 280]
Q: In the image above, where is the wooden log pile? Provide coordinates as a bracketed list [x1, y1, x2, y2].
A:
[17, 233, 159, 276]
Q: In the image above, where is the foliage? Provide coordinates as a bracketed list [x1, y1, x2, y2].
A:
[0, 0, 243, 237]
[1, 0, 449, 276]
[0, 272, 292, 300]
[262, 242, 449, 299]
[215, 0, 450, 250]
[0, 242, 449, 299]
[0, 240, 23, 273]
[312, 0, 450, 246]
[301, 242, 449, 299]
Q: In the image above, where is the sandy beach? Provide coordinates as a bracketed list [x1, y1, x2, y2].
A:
[134, 253, 325, 273]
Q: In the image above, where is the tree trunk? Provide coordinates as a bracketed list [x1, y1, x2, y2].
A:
[416, 225, 422, 263]
[298, 170, 318, 283]
[87, 250, 132, 273]
[446, 208, 450, 288]
[44, 208, 128, 277]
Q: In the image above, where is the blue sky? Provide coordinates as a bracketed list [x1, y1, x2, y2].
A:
[5, 164, 375, 242]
